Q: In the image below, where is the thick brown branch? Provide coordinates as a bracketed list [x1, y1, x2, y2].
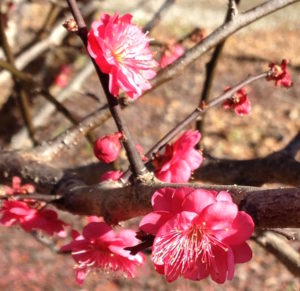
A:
[194, 137, 300, 186]
[54, 180, 300, 228]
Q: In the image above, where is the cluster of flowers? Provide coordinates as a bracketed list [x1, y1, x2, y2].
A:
[0, 176, 67, 237]
[0, 10, 293, 286]
[94, 130, 203, 184]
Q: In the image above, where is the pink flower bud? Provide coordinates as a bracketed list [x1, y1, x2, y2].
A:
[93, 132, 122, 163]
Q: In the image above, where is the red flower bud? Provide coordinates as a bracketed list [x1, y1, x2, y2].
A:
[266, 59, 292, 88]
[93, 132, 122, 163]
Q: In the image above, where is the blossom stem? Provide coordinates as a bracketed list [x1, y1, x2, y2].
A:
[65, 0, 147, 177]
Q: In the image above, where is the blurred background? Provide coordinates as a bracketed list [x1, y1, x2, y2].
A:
[0, 0, 299, 290]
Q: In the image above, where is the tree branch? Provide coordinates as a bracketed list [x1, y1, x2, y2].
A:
[194, 131, 300, 186]
[148, 0, 299, 92]
[143, 0, 176, 33]
[65, 0, 148, 178]
[196, 0, 241, 139]
[253, 231, 300, 276]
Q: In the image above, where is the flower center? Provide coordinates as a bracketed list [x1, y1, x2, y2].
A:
[152, 222, 229, 275]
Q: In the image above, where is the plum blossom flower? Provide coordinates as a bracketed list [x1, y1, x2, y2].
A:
[140, 187, 254, 283]
[0, 200, 66, 236]
[222, 86, 251, 116]
[53, 65, 72, 88]
[100, 170, 123, 182]
[267, 59, 292, 88]
[153, 130, 203, 183]
[87, 13, 157, 99]
[160, 43, 185, 68]
[4, 176, 35, 195]
[93, 132, 123, 163]
[61, 222, 145, 285]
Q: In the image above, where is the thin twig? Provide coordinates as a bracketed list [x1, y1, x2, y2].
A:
[143, 0, 176, 33]
[0, 6, 38, 145]
[121, 71, 268, 182]
[149, 0, 298, 92]
[33, 104, 110, 161]
[253, 231, 300, 276]
[266, 228, 296, 241]
[65, 0, 147, 178]
[196, 0, 241, 143]
[30, 231, 68, 254]
[38, 89, 95, 146]
[0, 59, 33, 83]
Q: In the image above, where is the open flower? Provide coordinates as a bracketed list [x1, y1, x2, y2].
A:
[267, 59, 292, 88]
[93, 132, 122, 163]
[61, 222, 145, 285]
[222, 87, 251, 116]
[160, 43, 185, 68]
[153, 130, 203, 183]
[140, 187, 254, 283]
[88, 13, 157, 99]
[0, 200, 66, 236]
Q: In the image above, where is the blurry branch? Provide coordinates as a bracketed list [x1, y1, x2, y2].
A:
[148, 0, 299, 92]
[194, 131, 300, 186]
[196, 0, 240, 140]
[253, 231, 300, 276]
[267, 228, 296, 241]
[10, 63, 95, 149]
[30, 231, 68, 254]
[66, 0, 148, 178]
[0, 5, 37, 145]
[0, 59, 33, 83]
[33, 104, 110, 161]
[0, 1, 100, 107]
[37, 89, 95, 146]
[143, 0, 176, 33]
[39, 4, 61, 38]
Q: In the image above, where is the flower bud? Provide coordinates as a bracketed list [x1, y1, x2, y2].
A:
[93, 132, 122, 163]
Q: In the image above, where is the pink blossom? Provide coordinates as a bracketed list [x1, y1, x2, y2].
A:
[222, 87, 251, 116]
[61, 222, 145, 285]
[267, 59, 292, 88]
[93, 132, 122, 163]
[160, 43, 185, 68]
[87, 13, 157, 99]
[4, 176, 35, 195]
[53, 65, 71, 88]
[140, 187, 254, 283]
[153, 130, 203, 183]
[0, 200, 67, 236]
[100, 170, 123, 182]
